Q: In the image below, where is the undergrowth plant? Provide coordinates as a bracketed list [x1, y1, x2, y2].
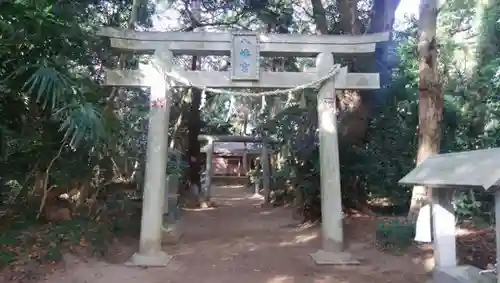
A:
[0, 197, 141, 270]
[375, 218, 415, 253]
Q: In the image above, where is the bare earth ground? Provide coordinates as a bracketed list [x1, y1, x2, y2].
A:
[36, 185, 431, 283]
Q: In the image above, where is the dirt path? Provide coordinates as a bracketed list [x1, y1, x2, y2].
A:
[38, 185, 431, 283]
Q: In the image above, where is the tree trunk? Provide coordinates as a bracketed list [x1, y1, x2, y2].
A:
[310, 0, 399, 212]
[183, 57, 203, 206]
[179, 0, 204, 207]
[368, 0, 400, 88]
[407, 0, 443, 221]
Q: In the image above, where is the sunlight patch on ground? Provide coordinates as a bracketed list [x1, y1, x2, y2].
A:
[246, 244, 259, 252]
[249, 193, 265, 200]
[456, 227, 493, 236]
[182, 207, 217, 211]
[279, 232, 318, 246]
[214, 185, 247, 189]
[291, 221, 318, 232]
[368, 197, 394, 206]
[266, 275, 294, 283]
[456, 228, 475, 236]
[314, 275, 348, 283]
[216, 197, 249, 201]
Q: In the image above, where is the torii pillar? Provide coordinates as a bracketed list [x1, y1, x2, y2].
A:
[127, 48, 173, 267]
[309, 52, 359, 265]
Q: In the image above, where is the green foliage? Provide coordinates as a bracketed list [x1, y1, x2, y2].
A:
[0, 0, 157, 274]
[375, 219, 415, 252]
[248, 167, 262, 183]
[1, 0, 108, 147]
[0, 220, 99, 269]
[0, 195, 142, 270]
[454, 190, 494, 226]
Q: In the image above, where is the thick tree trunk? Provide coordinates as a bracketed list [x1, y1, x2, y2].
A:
[310, 0, 399, 213]
[407, 0, 443, 221]
[179, 0, 205, 207]
[310, 0, 328, 35]
[368, 0, 400, 87]
[184, 57, 203, 205]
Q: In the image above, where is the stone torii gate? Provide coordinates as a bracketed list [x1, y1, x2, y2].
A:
[98, 27, 388, 266]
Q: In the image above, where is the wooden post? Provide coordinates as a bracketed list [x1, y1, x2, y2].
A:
[164, 150, 180, 215]
[254, 181, 260, 195]
[237, 158, 242, 177]
[163, 170, 170, 216]
[431, 189, 457, 269]
[175, 150, 181, 168]
[243, 144, 249, 190]
[269, 154, 275, 191]
[310, 53, 358, 265]
[163, 150, 172, 215]
[204, 140, 214, 201]
[261, 143, 270, 203]
[129, 48, 173, 266]
[252, 158, 260, 195]
[243, 143, 248, 175]
[495, 191, 500, 283]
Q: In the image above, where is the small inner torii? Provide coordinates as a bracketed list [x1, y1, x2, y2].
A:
[98, 27, 389, 267]
[198, 134, 277, 203]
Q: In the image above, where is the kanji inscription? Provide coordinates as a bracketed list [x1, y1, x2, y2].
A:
[231, 33, 259, 81]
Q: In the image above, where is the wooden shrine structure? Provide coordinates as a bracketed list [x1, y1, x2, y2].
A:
[400, 148, 500, 283]
[98, 27, 388, 266]
[200, 142, 258, 177]
[198, 135, 277, 202]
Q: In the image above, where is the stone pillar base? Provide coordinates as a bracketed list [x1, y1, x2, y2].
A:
[125, 251, 172, 267]
[432, 265, 496, 283]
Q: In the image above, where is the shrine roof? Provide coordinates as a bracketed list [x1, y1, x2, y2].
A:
[399, 148, 500, 191]
[200, 141, 273, 155]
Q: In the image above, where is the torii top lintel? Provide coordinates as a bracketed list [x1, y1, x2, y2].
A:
[97, 27, 389, 57]
[99, 27, 388, 90]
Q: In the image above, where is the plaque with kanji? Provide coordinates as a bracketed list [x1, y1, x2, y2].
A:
[230, 32, 260, 81]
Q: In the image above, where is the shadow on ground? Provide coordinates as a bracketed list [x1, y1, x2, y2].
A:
[38, 185, 431, 283]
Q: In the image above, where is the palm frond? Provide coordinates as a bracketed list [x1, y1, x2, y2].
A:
[23, 65, 73, 109]
[15, 62, 108, 149]
[56, 101, 106, 149]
